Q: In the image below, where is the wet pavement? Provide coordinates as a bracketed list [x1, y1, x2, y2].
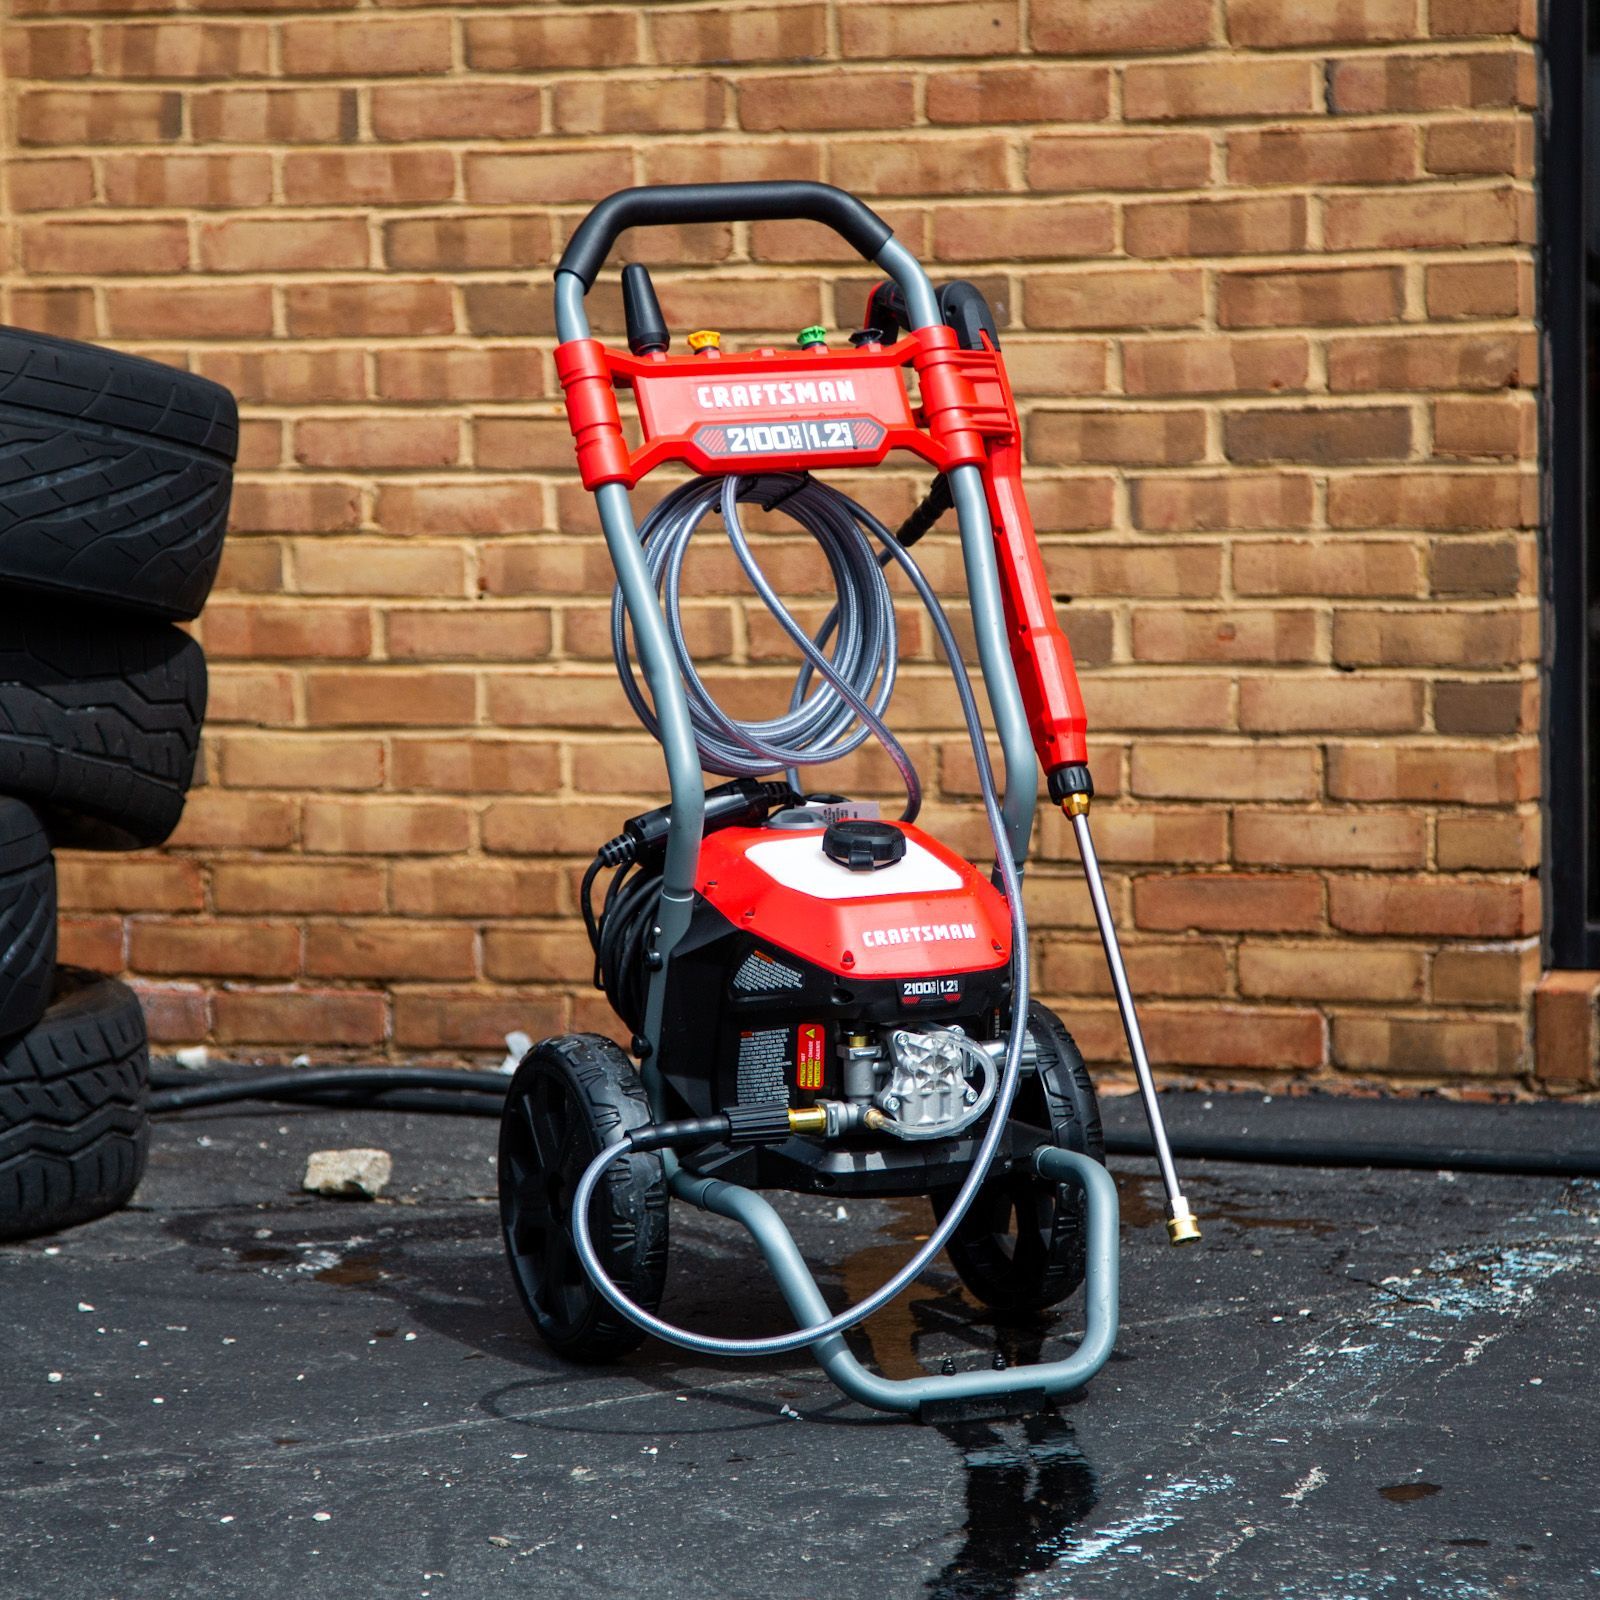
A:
[3, 1091, 1598, 1599]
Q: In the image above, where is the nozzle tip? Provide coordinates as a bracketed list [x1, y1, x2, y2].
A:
[1061, 792, 1091, 818]
[1166, 1204, 1201, 1247]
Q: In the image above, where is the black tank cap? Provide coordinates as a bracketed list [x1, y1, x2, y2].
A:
[822, 819, 906, 871]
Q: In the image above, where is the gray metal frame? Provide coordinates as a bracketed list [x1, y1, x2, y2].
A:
[554, 232, 1125, 1413]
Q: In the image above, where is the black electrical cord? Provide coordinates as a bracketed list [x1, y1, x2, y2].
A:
[148, 1065, 1600, 1180]
[1105, 1129, 1600, 1180]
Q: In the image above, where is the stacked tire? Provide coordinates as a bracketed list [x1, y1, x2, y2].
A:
[0, 327, 235, 1241]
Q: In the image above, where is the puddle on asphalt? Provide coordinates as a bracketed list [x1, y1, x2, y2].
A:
[1114, 1170, 1336, 1237]
[834, 1197, 1103, 1598]
[1380, 1481, 1442, 1503]
[314, 1253, 385, 1288]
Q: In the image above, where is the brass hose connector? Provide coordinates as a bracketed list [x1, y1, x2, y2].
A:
[1166, 1199, 1202, 1246]
[787, 1107, 828, 1136]
[1061, 792, 1091, 818]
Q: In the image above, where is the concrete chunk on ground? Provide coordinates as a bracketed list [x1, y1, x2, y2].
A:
[302, 1147, 392, 1199]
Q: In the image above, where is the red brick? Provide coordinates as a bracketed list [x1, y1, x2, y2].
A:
[1126, 195, 1307, 258]
[1029, 131, 1213, 192]
[649, 4, 826, 64]
[285, 282, 454, 339]
[933, 202, 1114, 261]
[1425, 260, 1531, 320]
[1240, 942, 1425, 1002]
[281, 17, 452, 76]
[130, 920, 299, 979]
[194, 348, 366, 407]
[1142, 1005, 1325, 1071]
[1332, 608, 1532, 668]
[1228, 0, 1418, 47]
[831, 136, 1011, 198]
[1028, 268, 1206, 331]
[296, 416, 460, 471]
[1124, 59, 1317, 120]
[292, 540, 469, 599]
[23, 220, 188, 276]
[1135, 872, 1323, 933]
[927, 63, 1107, 124]
[553, 76, 725, 135]
[385, 608, 553, 663]
[218, 735, 384, 792]
[1325, 187, 1525, 251]
[100, 20, 270, 78]
[1132, 607, 1318, 664]
[18, 89, 182, 146]
[1326, 331, 1530, 393]
[102, 152, 272, 209]
[1329, 50, 1534, 114]
[1234, 540, 1423, 597]
[1233, 808, 1427, 867]
[1333, 1014, 1523, 1077]
[1123, 336, 1308, 397]
[282, 150, 456, 205]
[168, 792, 297, 850]
[198, 218, 369, 274]
[305, 670, 475, 729]
[1029, 409, 1206, 467]
[212, 862, 385, 915]
[7, 157, 95, 213]
[1534, 971, 1600, 1087]
[107, 283, 277, 340]
[1132, 743, 1320, 801]
[1424, 119, 1534, 177]
[1219, 267, 1404, 328]
[375, 482, 539, 538]
[55, 857, 202, 914]
[392, 861, 564, 919]
[394, 991, 567, 1052]
[374, 347, 544, 404]
[1032, 0, 1212, 52]
[1132, 472, 1314, 531]
[191, 87, 354, 144]
[740, 71, 917, 132]
[57, 916, 124, 974]
[203, 601, 372, 661]
[1330, 742, 1537, 807]
[1228, 124, 1417, 185]
[841, 0, 1017, 56]
[214, 989, 388, 1048]
[465, 148, 634, 206]
[305, 923, 475, 982]
[1328, 472, 1533, 531]
[484, 927, 592, 984]
[467, 10, 643, 70]
[302, 798, 473, 855]
[132, 985, 209, 1046]
[371, 84, 545, 142]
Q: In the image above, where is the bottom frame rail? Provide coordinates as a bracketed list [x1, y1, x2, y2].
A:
[670, 1145, 1119, 1420]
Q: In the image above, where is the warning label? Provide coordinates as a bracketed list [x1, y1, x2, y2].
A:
[733, 950, 805, 994]
[796, 1023, 826, 1091]
[736, 1028, 789, 1104]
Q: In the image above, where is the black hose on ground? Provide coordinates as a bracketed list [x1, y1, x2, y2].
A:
[149, 1064, 1600, 1179]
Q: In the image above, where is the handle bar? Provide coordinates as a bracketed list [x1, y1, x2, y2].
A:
[557, 181, 895, 290]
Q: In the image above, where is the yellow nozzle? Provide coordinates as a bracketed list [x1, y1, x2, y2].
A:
[1061, 792, 1091, 818]
[687, 329, 722, 353]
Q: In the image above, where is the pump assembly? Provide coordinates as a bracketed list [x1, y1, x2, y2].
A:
[497, 181, 1200, 1422]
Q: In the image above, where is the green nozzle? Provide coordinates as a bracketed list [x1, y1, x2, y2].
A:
[796, 325, 828, 349]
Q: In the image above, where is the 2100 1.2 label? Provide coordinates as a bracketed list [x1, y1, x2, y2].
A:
[692, 417, 886, 457]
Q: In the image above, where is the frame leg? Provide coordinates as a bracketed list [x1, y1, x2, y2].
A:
[1067, 800, 1202, 1245]
[670, 1147, 1118, 1421]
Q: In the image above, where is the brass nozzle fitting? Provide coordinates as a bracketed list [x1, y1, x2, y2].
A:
[1061, 792, 1091, 818]
[788, 1107, 828, 1136]
[1166, 1200, 1202, 1247]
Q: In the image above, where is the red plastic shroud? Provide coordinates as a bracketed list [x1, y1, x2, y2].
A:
[697, 823, 1010, 981]
[557, 323, 1090, 774]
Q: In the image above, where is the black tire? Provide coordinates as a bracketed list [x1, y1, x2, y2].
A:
[931, 1001, 1105, 1317]
[0, 603, 206, 849]
[0, 324, 236, 621]
[499, 1034, 669, 1363]
[0, 800, 55, 1040]
[0, 968, 149, 1243]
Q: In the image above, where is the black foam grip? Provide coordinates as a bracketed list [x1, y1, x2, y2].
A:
[559, 182, 895, 289]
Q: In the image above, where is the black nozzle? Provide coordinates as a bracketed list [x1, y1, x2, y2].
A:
[622, 263, 670, 356]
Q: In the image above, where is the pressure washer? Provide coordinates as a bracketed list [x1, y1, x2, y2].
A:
[494, 181, 1200, 1423]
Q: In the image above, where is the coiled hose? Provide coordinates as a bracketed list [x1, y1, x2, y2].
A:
[614, 473, 921, 816]
[574, 468, 1035, 1358]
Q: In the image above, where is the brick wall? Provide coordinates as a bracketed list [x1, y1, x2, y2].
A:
[1, 0, 1543, 1090]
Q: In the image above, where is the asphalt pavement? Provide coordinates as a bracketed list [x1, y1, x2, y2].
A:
[3, 1090, 1597, 1599]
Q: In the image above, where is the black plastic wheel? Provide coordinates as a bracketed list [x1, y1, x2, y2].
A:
[0, 602, 206, 849]
[0, 799, 55, 1040]
[0, 967, 149, 1243]
[931, 1001, 1105, 1317]
[0, 324, 236, 621]
[498, 1034, 668, 1363]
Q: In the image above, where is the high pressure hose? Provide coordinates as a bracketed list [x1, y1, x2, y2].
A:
[614, 474, 922, 818]
[574, 469, 1035, 1358]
